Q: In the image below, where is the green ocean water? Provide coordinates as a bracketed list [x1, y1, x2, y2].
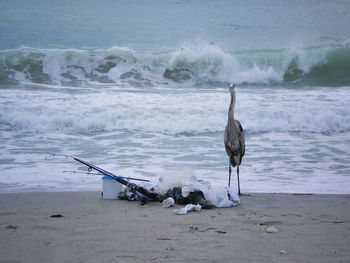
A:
[1, 0, 349, 50]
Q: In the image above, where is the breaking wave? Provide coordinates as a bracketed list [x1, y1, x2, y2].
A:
[1, 42, 350, 87]
[1, 87, 349, 135]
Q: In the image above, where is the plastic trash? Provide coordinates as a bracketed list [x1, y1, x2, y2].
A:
[181, 177, 240, 208]
[205, 186, 240, 207]
[174, 204, 202, 215]
[162, 197, 175, 208]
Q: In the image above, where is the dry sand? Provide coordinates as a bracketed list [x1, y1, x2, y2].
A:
[0, 192, 349, 263]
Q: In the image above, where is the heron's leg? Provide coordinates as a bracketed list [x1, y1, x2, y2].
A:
[228, 163, 232, 187]
[237, 165, 241, 195]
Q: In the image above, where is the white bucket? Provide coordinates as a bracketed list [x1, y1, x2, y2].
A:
[102, 176, 122, 199]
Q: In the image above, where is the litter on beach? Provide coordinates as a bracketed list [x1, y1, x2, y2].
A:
[73, 157, 240, 211]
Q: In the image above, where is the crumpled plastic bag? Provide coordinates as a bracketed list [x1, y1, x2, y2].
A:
[174, 204, 202, 215]
[181, 176, 240, 208]
[205, 186, 240, 207]
[162, 197, 175, 208]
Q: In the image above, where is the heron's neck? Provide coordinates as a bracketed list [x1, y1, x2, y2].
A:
[228, 91, 236, 121]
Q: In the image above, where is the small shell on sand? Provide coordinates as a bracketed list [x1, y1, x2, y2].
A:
[265, 226, 279, 233]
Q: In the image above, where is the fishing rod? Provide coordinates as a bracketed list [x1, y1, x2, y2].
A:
[63, 170, 102, 175]
[73, 157, 166, 202]
[62, 170, 150, 182]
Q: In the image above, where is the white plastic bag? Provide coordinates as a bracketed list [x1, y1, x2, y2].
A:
[174, 204, 202, 215]
[181, 176, 240, 208]
[162, 197, 175, 208]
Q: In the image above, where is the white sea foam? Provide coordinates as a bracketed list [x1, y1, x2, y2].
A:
[1, 86, 349, 136]
[1, 85, 350, 193]
[1, 45, 350, 195]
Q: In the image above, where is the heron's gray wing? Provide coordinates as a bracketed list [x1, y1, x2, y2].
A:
[240, 130, 245, 157]
[224, 125, 232, 156]
[235, 120, 245, 158]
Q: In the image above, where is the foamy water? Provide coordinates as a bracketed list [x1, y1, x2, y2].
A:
[1, 83, 349, 193]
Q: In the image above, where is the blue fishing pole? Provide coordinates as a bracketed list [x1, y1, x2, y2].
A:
[63, 170, 150, 182]
[73, 157, 165, 202]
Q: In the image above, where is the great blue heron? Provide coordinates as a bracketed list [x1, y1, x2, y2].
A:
[224, 84, 245, 195]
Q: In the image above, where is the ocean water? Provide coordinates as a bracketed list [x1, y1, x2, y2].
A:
[0, 0, 350, 193]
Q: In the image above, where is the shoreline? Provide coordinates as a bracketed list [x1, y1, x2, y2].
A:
[1, 192, 349, 262]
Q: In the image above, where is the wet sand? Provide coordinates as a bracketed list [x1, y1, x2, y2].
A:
[0, 192, 349, 263]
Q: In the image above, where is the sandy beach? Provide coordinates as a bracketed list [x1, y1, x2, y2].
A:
[0, 192, 349, 263]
